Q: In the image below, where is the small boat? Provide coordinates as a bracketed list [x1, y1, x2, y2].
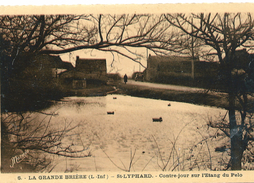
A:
[152, 117, 163, 122]
[107, 111, 114, 115]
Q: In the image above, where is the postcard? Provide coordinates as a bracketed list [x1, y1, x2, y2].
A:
[1, 2, 254, 183]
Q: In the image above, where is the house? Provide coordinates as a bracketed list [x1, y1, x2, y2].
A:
[144, 54, 199, 82]
[143, 54, 219, 85]
[59, 56, 108, 89]
[30, 54, 73, 77]
[59, 70, 87, 89]
[143, 49, 254, 88]
[75, 56, 107, 82]
[22, 54, 74, 81]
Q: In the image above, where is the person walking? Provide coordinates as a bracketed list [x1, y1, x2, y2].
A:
[124, 74, 128, 84]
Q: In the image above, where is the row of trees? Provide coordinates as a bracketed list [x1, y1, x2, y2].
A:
[1, 13, 254, 170]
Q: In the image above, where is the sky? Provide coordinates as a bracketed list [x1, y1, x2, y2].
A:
[59, 48, 149, 77]
[1, 1, 254, 76]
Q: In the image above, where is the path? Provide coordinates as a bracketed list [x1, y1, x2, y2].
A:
[126, 79, 205, 92]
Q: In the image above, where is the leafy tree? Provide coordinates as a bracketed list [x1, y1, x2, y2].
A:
[164, 13, 254, 170]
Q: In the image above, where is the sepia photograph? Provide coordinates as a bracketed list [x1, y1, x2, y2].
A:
[1, 2, 254, 182]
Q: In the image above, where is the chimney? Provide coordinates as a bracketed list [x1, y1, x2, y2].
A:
[76, 56, 80, 69]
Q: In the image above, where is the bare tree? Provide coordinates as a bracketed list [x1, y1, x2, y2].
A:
[2, 111, 91, 156]
[0, 14, 177, 107]
[0, 14, 177, 171]
[1, 111, 91, 172]
[164, 13, 254, 170]
[0, 14, 173, 73]
[0, 14, 179, 113]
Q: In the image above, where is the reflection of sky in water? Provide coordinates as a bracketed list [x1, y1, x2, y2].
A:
[36, 94, 227, 172]
[43, 94, 226, 140]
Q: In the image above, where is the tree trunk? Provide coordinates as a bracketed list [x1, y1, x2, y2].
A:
[229, 92, 243, 170]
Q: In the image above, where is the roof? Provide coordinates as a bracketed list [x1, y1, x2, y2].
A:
[148, 55, 199, 62]
[77, 58, 106, 61]
[33, 54, 74, 70]
[58, 61, 74, 70]
[75, 56, 107, 72]
[60, 70, 86, 79]
[47, 55, 74, 70]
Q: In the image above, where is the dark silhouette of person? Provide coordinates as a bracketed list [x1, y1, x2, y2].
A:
[124, 74, 128, 84]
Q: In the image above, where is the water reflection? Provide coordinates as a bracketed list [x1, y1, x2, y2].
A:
[40, 94, 226, 172]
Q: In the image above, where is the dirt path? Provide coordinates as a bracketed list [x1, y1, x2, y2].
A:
[116, 80, 229, 109]
[127, 79, 204, 92]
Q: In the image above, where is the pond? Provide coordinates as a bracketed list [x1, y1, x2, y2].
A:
[37, 94, 227, 172]
[3, 94, 228, 172]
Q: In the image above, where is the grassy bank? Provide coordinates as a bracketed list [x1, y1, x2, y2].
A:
[116, 82, 229, 109]
[66, 85, 116, 97]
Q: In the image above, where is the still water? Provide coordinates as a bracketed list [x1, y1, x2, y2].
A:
[39, 94, 226, 172]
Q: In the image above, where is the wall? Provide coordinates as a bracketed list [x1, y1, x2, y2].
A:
[76, 56, 107, 82]
[144, 55, 219, 87]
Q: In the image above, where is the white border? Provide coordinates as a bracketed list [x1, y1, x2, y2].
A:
[1, 0, 254, 6]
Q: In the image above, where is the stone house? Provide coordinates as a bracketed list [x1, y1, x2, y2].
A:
[59, 56, 107, 89]
[143, 54, 219, 85]
[144, 50, 254, 87]
[75, 56, 107, 82]
[59, 70, 87, 89]
[22, 54, 73, 81]
[144, 54, 199, 82]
